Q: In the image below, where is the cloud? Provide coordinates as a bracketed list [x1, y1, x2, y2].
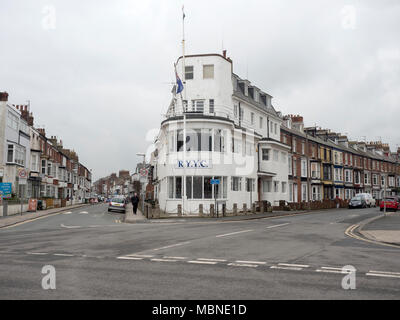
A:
[1, 0, 400, 179]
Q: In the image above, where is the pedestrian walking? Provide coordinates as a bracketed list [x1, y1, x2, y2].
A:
[131, 193, 140, 214]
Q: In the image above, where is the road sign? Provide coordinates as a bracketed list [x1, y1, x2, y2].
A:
[140, 168, 148, 177]
[18, 168, 28, 179]
[19, 178, 27, 185]
[0, 183, 12, 199]
[211, 179, 220, 185]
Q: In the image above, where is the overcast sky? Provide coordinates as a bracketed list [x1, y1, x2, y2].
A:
[1, 0, 399, 180]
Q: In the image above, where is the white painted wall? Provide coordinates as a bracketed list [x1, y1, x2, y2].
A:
[155, 54, 288, 215]
[175, 54, 233, 117]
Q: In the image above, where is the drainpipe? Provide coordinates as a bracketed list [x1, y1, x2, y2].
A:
[257, 142, 261, 203]
[306, 132, 311, 210]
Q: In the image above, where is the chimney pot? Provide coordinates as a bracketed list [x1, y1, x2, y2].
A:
[223, 50, 227, 58]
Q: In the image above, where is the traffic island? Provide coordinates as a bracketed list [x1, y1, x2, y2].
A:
[358, 212, 400, 247]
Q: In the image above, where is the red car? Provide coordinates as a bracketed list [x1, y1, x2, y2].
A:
[380, 197, 399, 212]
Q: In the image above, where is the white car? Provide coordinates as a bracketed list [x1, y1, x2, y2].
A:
[108, 197, 126, 213]
[358, 193, 376, 207]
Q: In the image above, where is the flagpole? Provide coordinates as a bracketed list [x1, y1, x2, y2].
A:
[182, 5, 186, 215]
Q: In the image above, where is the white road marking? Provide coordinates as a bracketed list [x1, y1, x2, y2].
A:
[235, 260, 266, 265]
[117, 256, 143, 260]
[228, 263, 258, 268]
[151, 258, 178, 262]
[316, 269, 343, 274]
[54, 253, 75, 257]
[368, 270, 400, 276]
[163, 256, 187, 260]
[271, 265, 303, 271]
[125, 254, 154, 258]
[27, 252, 48, 255]
[63, 211, 72, 214]
[266, 223, 290, 229]
[187, 260, 217, 265]
[278, 263, 309, 268]
[151, 242, 191, 251]
[320, 266, 346, 271]
[215, 230, 253, 238]
[366, 273, 400, 279]
[60, 224, 82, 229]
[316, 267, 352, 274]
[197, 258, 227, 262]
[79, 211, 89, 214]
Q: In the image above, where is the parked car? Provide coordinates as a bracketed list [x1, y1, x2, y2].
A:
[380, 197, 399, 212]
[108, 197, 126, 213]
[348, 194, 368, 209]
[358, 193, 376, 207]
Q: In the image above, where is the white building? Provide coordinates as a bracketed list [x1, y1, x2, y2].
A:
[0, 93, 30, 197]
[152, 53, 289, 215]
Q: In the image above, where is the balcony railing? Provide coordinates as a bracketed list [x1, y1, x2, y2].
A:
[165, 104, 260, 130]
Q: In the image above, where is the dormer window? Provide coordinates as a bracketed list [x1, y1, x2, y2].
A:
[238, 82, 245, 94]
[248, 87, 254, 99]
[260, 95, 267, 106]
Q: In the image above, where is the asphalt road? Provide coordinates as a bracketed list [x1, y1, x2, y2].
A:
[0, 203, 399, 299]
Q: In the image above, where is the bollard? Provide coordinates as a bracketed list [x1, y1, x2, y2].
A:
[233, 203, 238, 216]
[222, 203, 226, 217]
[199, 204, 203, 217]
[177, 204, 182, 216]
[154, 204, 160, 219]
[260, 201, 264, 214]
[243, 203, 247, 215]
[210, 204, 215, 217]
[252, 203, 256, 214]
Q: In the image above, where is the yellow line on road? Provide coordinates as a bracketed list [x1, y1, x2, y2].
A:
[345, 224, 400, 249]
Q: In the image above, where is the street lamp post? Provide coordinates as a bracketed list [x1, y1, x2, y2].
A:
[136, 152, 146, 214]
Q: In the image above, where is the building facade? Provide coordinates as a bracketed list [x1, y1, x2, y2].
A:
[0, 91, 92, 205]
[149, 54, 400, 215]
[282, 115, 400, 204]
[153, 53, 289, 215]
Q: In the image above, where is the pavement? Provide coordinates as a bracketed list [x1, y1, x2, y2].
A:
[1, 204, 400, 299]
[360, 212, 400, 246]
[0, 203, 89, 229]
[124, 203, 146, 223]
[146, 209, 311, 223]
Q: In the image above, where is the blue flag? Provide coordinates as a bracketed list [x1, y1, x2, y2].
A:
[176, 72, 184, 94]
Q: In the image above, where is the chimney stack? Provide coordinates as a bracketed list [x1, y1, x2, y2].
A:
[37, 128, 46, 137]
[290, 114, 304, 132]
[0, 92, 9, 101]
[223, 50, 227, 58]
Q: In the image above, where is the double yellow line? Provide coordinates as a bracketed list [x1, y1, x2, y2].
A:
[345, 224, 400, 249]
